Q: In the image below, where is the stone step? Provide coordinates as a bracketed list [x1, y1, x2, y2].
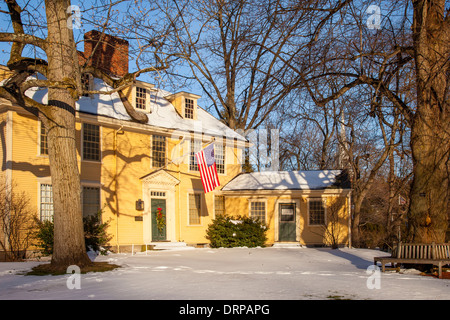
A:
[148, 242, 192, 251]
[132, 242, 194, 255]
[272, 242, 303, 248]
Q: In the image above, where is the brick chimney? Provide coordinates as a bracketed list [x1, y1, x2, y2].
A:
[83, 30, 129, 78]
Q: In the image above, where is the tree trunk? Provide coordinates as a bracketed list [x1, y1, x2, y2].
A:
[351, 193, 363, 247]
[408, 0, 449, 243]
[44, 0, 91, 270]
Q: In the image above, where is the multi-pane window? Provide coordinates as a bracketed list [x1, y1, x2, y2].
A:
[190, 140, 225, 173]
[152, 135, 166, 168]
[151, 191, 166, 197]
[190, 139, 202, 171]
[185, 98, 194, 119]
[309, 199, 326, 225]
[135, 87, 147, 110]
[82, 186, 100, 217]
[83, 123, 100, 161]
[40, 184, 53, 222]
[40, 124, 48, 155]
[215, 143, 225, 174]
[250, 201, 266, 224]
[189, 193, 201, 225]
[214, 195, 225, 217]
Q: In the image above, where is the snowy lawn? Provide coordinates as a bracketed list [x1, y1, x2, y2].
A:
[0, 247, 449, 300]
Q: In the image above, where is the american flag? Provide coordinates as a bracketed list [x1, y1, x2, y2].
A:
[195, 143, 220, 193]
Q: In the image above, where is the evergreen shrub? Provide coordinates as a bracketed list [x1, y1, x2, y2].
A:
[34, 219, 54, 255]
[206, 214, 268, 248]
[34, 210, 112, 256]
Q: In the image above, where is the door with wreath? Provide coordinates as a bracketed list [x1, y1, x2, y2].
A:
[151, 198, 166, 241]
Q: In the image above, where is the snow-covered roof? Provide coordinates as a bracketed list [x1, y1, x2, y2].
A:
[221, 170, 351, 191]
[22, 77, 246, 142]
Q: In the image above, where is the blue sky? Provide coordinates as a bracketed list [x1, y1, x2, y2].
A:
[0, 0, 195, 92]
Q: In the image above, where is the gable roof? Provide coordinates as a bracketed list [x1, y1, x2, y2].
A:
[221, 170, 351, 191]
[20, 76, 246, 142]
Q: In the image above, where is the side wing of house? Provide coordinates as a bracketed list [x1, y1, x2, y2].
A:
[221, 171, 352, 247]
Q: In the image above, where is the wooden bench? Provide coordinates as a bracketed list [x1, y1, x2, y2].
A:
[374, 242, 450, 279]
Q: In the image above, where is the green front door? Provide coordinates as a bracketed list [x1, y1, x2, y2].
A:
[151, 198, 166, 241]
[279, 203, 296, 242]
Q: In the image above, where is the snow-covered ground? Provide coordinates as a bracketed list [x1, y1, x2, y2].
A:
[0, 247, 449, 300]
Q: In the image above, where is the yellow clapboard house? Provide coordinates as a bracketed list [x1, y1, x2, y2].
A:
[0, 32, 352, 253]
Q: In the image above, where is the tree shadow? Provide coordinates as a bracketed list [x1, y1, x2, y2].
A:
[323, 248, 373, 270]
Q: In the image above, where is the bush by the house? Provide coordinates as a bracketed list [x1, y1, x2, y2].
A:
[0, 183, 37, 261]
[35, 210, 112, 256]
[206, 214, 267, 248]
[83, 211, 112, 255]
[34, 219, 54, 255]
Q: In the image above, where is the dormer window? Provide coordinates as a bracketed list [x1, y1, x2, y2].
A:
[185, 98, 194, 119]
[135, 87, 147, 110]
[131, 81, 154, 112]
[165, 92, 201, 120]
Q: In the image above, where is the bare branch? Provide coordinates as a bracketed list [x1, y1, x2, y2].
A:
[0, 32, 47, 50]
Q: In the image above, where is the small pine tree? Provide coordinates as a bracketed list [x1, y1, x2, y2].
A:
[34, 219, 54, 255]
[83, 210, 112, 255]
[34, 209, 112, 256]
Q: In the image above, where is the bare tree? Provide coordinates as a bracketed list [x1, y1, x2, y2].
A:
[155, 0, 349, 131]
[310, 196, 348, 249]
[276, 0, 448, 243]
[0, 180, 37, 261]
[0, 0, 171, 271]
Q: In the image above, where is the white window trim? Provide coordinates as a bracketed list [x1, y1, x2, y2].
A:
[183, 97, 196, 120]
[188, 138, 227, 176]
[133, 82, 154, 112]
[81, 122, 102, 163]
[38, 120, 48, 157]
[81, 184, 102, 218]
[307, 197, 327, 226]
[188, 138, 202, 174]
[248, 198, 268, 224]
[134, 86, 149, 111]
[213, 193, 225, 220]
[187, 191, 203, 226]
[38, 180, 53, 222]
[150, 189, 168, 198]
[214, 142, 226, 176]
[150, 134, 168, 168]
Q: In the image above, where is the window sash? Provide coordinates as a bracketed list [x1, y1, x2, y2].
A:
[40, 184, 53, 222]
[250, 201, 266, 224]
[82, 186, 100, 218]
[152, 135, 166, 168]
[135, 87, 147, 110]
[214, 195, 225, 216]
[185, 98, 194, 119]
[309, 199, 325, 225]
[189, 193, 201, 225]
[40, 124, 48, 155]
[215, 143, 225, 174]
[83, 123, 100, 161]
[190, 139, 202, 171]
